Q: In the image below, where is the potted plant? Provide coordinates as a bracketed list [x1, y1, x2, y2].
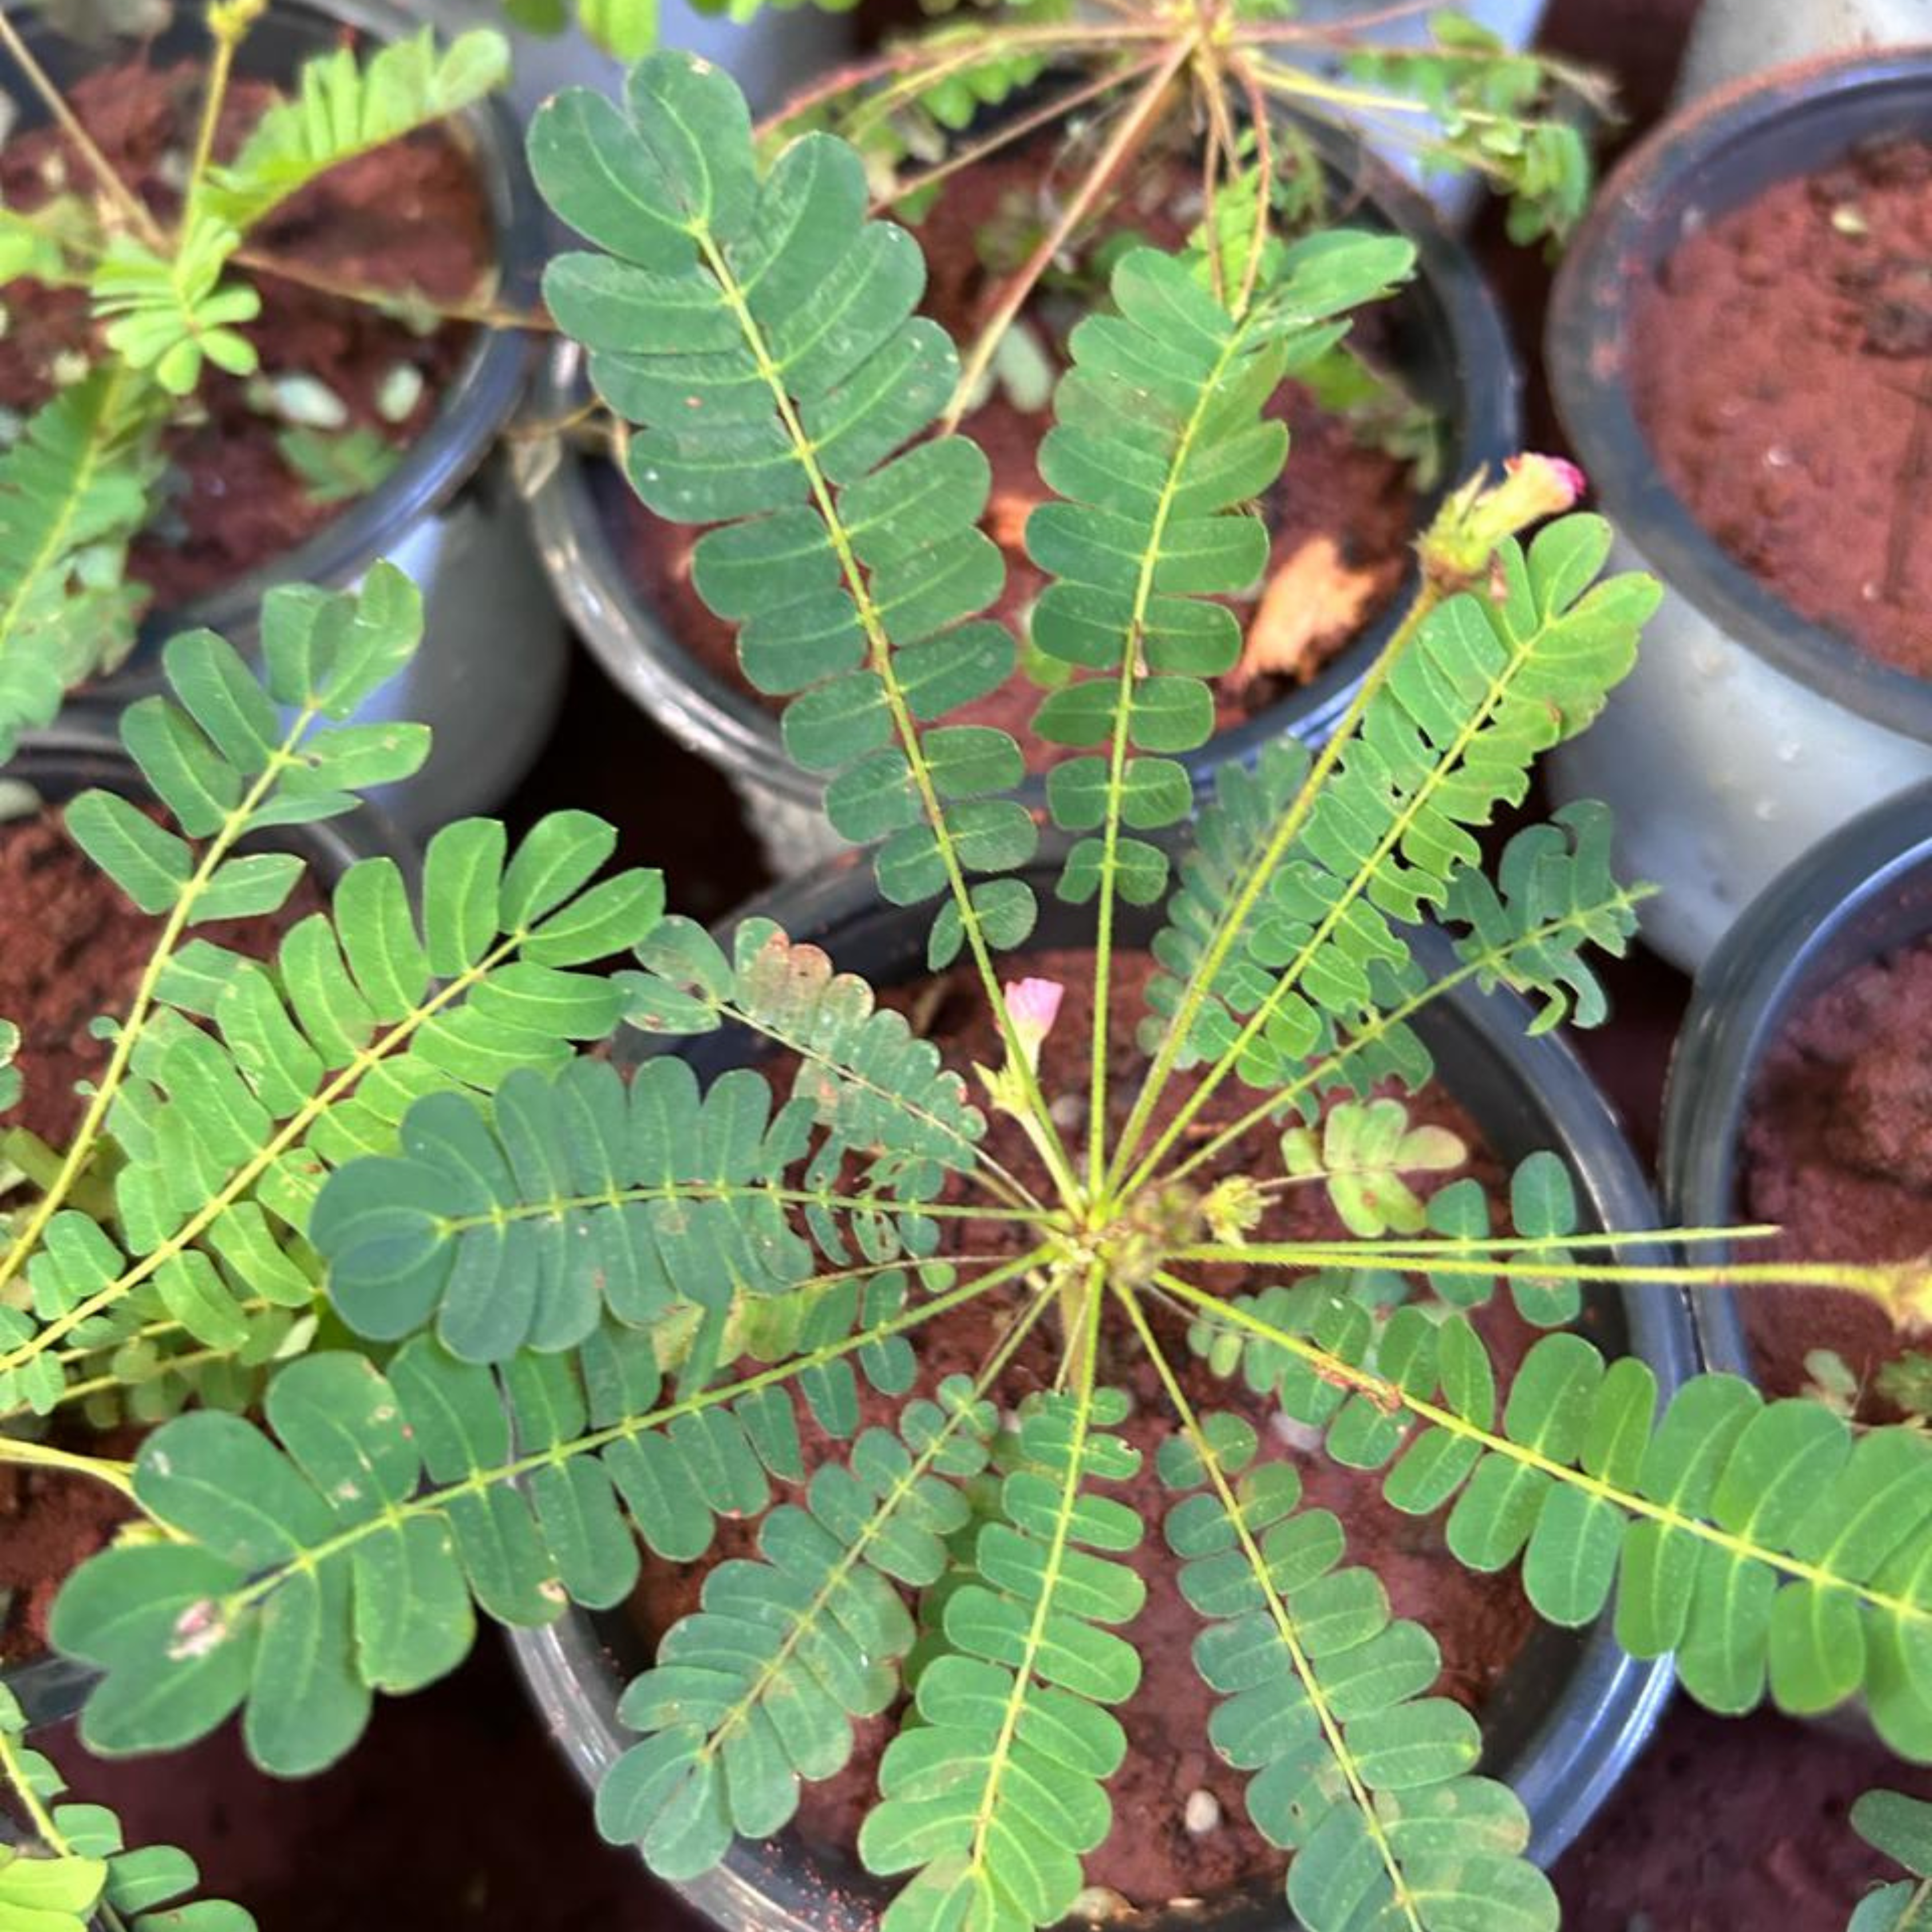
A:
[0, 53, 1927, 1931]
[1663, 777, 1932, 1423]
[0, 0, 566, 832]
[1544, 47, 1932, 970]
[516, 3, 1596, 868]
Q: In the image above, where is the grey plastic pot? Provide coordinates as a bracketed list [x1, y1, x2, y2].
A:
[509, 851, 1694, 1930]
[524, 105, 1519, 876]
[0, 726, 410, 1735]
[1543, 49, 1932, 971]
[3, 0, 566, 837]
[1675, 0, 1932, 104]
[1661, 778, 1932, 1384]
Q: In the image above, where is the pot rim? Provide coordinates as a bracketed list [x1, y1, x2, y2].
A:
[1546, 44, 1932, 745]
[523, 101, 1520, 809]
[509, 848, 1693, 1927]
[1660, 777, 1932, 1382]
[5, 0, 544, 669]
[0, 722, 413, 1733]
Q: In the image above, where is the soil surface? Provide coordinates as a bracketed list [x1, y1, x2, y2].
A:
[0, 804, 322, 1660]
[0, 53, 492, 613]
[631, 946, 1547, 1911]
[1741, 940, 1932, 1416]
[1553, 1700, 1932, 1931]
[1632, 132, 1932, 677]
[621, 147, 1421, 774]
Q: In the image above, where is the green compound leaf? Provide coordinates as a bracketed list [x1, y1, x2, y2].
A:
[1183, 1283, 1932, 1755]
[0, 368, 161, 759]
[1279, 1096, 1465, 1240]
[0, 1685, 253, 1931]
[860, 1385, 1144, 1932]
[600, 1378, 996, 1879]
[1031, 231, 1414, 914]
[1444, 799, 1645, 1033]
[313, 1050, 955, 1364]
[54, 1300, 973, 1774]
[534, 51, 1036, 966]
[201, 28, 512, 235]
[1850, 1791, 1932, 1931]
[0, 580, 662, 1424]
[90, 216, 260, 397]
[1159, 1415, 1554, 1932]
[619, 912, 987, 1181]
[1156, 516, 1657, 1093]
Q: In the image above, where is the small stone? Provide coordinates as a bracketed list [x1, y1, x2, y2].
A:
[270, 373, 349, 429]
[377, 362, 425, 425]
[1069, 1887, 1131, 1923]
[1183, 1789, 1221, 1836]
[1050, 1093, 1082, 1131]
[1270, 1409, 1323, 1453]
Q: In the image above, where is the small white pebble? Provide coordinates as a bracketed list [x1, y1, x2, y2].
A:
[1069, 1887, 1131, 1923]
[1271, 1409, 1323, 1453]
[1050, 1093, 1082, 1130]
[1183, 1789, 1221, 1836]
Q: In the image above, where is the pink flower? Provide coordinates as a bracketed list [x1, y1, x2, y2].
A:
[1503, 452, 1587, 518]
[1005, 977, 1064, 1071]
[1419, 452, 1593, 592]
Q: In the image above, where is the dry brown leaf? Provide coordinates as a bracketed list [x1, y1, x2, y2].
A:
[989, 489, 1039, 549]
[1235, 535, 1382, 686]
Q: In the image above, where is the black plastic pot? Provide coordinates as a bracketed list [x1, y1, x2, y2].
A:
[0, 727, 409, 1735]
[1544, 49, 1932, 970]
[3, 0, 566, 834]
[510, 851, 1694, 1931]
[1661, 779, 1932, 1384]
[525, 102, 1520, 873]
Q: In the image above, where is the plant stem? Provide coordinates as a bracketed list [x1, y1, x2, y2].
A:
[871, 57, 1153, 215]
[223, 1248, 1054, 1615]
[182, 0, 270, 236]
[1169, 1242, 1932, 1311]
[0, 5, 164, 250]
[1158, 886, 1654, 1193]
[0, 705, 320, 1305]
[0, 1713, 68, 1852]
[1116, 1278, 1424, 1932]
[1107, 576, 1442, 1202]
[231, 247, 551, 331]
[942, 38, 1191, 436]
[694, 228, 1084, 1209]
[0, 1433, 137, 1497]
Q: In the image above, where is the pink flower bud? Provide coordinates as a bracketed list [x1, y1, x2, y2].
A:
[1005, 977, 1064, 1070]
[1503, 452, 1587, 518]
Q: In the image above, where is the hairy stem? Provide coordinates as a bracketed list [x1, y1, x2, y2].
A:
[694, 229, 1082, 1208]
[0, 702, 321, 1306]
[942, 41, 1190, 437]
[1117, 1278, 1422, 1932]
[1108, 574, 1443, 1200]
[0, 6, 164, 248]
[224, 1247, 1052, 1614]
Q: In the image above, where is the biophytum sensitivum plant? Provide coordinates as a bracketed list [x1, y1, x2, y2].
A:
[6, 46, 1932, 1932]
[0, 0, 534, 759]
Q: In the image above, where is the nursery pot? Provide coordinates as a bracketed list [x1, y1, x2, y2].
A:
[1661, 778, 1932, 1385]
[3, 0, 566, 837]
[0, 726, 410, 1734]
[511, 851, 1695, 1930]
[1544, 49, 1932, 972]
[1674, 0, 1932, 105]
[524, 106, 1519, 877]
